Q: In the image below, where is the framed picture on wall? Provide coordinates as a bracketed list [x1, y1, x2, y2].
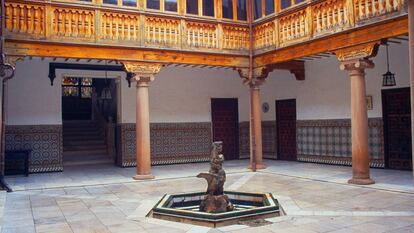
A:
[366, 95, 373, 110]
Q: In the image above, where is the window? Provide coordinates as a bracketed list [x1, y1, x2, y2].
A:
[222, 0, 233, 19]
[103, 0, 117, 4]
[186, 0, 198, 14]
[165, 0, 178, 12]
[123, 0, 136, 6]
[254, 0, 262, 19]
[237, 0, 247, 20]
[62, 78, 92, 99]
[147, 0, 160, 9]
[265, 0, 274, 15]
[281, 0, 291, 9]
[203, 0, 215, 16]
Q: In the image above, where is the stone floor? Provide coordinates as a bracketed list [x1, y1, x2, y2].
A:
[1, 160, 414, 233]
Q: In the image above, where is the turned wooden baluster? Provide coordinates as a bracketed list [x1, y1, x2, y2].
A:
[12, 5, 18, 32]
[26, 7, 33, 33]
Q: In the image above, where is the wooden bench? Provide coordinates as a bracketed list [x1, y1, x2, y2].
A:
[5, 150, 30, 177]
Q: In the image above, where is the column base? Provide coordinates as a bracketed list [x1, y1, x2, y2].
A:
[133, 174, 155, 180]
[348, 177, 375, 185]
[248, 163, 267, 170]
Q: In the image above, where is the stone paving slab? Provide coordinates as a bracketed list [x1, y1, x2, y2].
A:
[1, 161, 414, 233]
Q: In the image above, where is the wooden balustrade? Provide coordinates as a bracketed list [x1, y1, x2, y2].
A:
[145, 17, 180, 47]
[185, 22, 218, 49]
[3, 0, 407, 55]
[254, 21, 276, 49]
[51, 7, 95, 40]
[101, 12, 140, 42]
[312, 0, 350, 36]
[278, 9, 309, 45]
[222, 26, 249, 50]
[355, 0, 403, 21]
[4, 2, 45, 39]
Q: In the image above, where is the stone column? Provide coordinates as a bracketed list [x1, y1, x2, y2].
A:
[408, 0, 414, 174]
[238, 67, 269, 170]
[340, 58, 375, 185]
[122, 61, 162, 180]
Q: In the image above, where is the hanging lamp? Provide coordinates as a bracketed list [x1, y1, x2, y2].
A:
[382, 43, 396, 87]
[101, 61, 112, 100]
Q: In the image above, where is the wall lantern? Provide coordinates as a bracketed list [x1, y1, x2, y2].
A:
[382, 43, 396, 87]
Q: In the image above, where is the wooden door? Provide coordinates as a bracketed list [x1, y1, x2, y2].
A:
[211, 98, 239, 160]
[382, 88, 412, 170]
[276, 99, 297, 161]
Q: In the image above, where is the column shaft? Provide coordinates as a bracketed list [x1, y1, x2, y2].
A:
[348, 68, 374, 185]
[133, 80, 154, 180]
[409, 0, 414, 173]
[249, 85, 265, 169]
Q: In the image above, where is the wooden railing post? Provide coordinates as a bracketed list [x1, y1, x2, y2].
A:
[95, 9, 101, 43]
[45, 4, 52, 38]
[346, 0, 355, 26]
[306, 5, 313, 39]
[217, 23, 223, 49]
[274, 18, 280, 48]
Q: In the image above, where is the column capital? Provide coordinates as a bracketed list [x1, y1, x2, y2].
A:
[237, 66, 269, 87]
[121, 61, 162, 76]
[121, 61, 163, 87]
[334, 41, 380, 62]
[340, 58, 375, 75]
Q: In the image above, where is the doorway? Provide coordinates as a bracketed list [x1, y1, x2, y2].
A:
[62, 77, 117, 166]
[276, 99, 297, 161]
[211, 98, 239, 160]
[382, 87, 412, 170]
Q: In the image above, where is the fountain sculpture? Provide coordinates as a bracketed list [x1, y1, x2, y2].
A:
[197, 141, 234, 213]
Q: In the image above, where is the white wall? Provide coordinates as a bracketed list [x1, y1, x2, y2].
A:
[6, 41, 410, 125]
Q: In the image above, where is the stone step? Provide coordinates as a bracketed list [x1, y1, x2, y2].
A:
[63, 149, 108, 157]
[63, 157, 114, 166]
[63, 135, 105, 141]
[63, 139, 106, 146]
[63, 144, 107, 151]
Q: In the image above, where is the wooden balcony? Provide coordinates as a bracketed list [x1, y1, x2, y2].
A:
[2, 0, 409, 68]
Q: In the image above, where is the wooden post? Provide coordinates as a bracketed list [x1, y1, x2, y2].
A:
[409, 0, 414, 174]
[121, 61, 162, 180]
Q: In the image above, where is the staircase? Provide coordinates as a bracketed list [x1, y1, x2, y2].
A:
[63, 120, 113, 165]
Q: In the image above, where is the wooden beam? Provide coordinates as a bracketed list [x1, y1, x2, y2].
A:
[255, 16, 408, 66]
[5, 41, 249, 68]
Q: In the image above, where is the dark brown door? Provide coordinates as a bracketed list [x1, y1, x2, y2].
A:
[382, 88, 412, 170]
[276, 99, 297, 161]
[211, 98, 239, 160]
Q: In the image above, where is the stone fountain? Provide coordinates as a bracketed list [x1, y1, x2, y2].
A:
[148, 142, 281, 227]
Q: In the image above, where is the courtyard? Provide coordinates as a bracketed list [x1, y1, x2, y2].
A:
[1, 160, 413, 233]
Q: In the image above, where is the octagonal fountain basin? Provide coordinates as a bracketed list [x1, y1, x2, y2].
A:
[148, 191, 282, 228]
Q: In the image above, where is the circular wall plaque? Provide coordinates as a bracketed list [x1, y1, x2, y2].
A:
[262, 102, 269, 113]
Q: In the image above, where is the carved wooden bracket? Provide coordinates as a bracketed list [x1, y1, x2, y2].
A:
[268, 60, 305, 81]
[237, 66, 269, 86]
[334, 41, 380, 62]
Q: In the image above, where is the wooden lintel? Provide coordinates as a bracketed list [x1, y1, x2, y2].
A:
[255, 16, 408, 66]
[268, 60, 305, 81]
[5, 41, 249, 68]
